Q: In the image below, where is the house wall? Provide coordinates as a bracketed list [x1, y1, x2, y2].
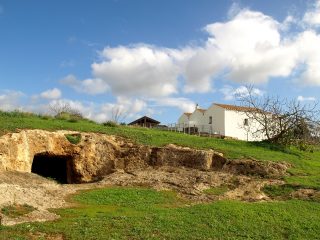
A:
[177, 114, 190, 131]
[224, 110, 265, 141]
[178, 114, 189, 125]
[177, 104, 266, 141]
[205, 105, 225, 135]
[189, 110, 206, 127]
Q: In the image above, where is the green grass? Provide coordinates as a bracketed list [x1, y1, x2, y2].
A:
[65, 134, 81, 145]
[262, 184, 300, 200]
[1, 204, 35, 218]
[203, 185, 229, 196]
[0, 110, 320, 189]
[1, 188, 320, 240]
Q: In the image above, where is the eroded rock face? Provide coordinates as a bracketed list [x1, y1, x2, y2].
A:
[0, 130, 154, 183]
[0, 130, 289, 183]
[212, 157, 289, 178]
[0, 130, 219, 183]
[149, 144, 223, 171]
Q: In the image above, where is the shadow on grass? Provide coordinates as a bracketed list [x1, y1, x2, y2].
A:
[248, 140, 302, 157]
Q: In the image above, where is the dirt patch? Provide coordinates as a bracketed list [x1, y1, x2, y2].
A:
[213, 157, 290, 178]
[0, 168, 285, 226]
[291, 188, 320, 201]
[0, 171, 98, 226]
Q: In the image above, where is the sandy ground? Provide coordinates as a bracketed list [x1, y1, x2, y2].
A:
[0, 167, 283, 226]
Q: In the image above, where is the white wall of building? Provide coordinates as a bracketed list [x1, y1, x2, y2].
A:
[176, 104, 266, 141]
[178, 114, 189, 125]
[224, 110, 265, 141]
[205, 105, 225, 135]
[189, 110, 206, 126]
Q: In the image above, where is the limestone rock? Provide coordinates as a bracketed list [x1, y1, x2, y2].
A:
[0, 130, 288, 183]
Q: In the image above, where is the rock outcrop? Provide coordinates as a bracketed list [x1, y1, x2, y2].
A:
[0, 130, 221, 183]
[0, 130, 289, 183]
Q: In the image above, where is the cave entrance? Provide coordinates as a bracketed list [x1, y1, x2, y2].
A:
[31, 153, 75, 184]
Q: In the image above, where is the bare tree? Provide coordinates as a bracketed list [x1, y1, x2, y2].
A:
[49, 102, 83, 119]
[237, 85, 320, 147]
[110, 106, 127, 124]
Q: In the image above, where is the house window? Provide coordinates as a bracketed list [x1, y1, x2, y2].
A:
[244, 118, 249, 126]
[209, 116, 212, 124]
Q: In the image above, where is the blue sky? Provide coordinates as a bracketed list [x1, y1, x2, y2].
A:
[0, 0, 320, 124]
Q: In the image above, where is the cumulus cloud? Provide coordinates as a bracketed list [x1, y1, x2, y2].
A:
[151, 97, 196, 113]
[183, 46, 224, 93]
[295, 31, 320, 86]
[184, 4, 320, 90]
[97, 96, 148, 123]
[297, 95, 317, 102]
[204, 10, 298, 84]
[303, 0, 320, 27]
[0, 90, 24, 111]
[62, 2, 320, 97]
[40, 88, 62, 99]
[91, 45, 181, 97]
[220, 85, 264, 101]
[227, 2, 242, 19]
[60, 74, 109, 95]
[54, 1, 320, 119]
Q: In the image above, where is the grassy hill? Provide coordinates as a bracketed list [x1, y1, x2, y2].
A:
[1, 110, 319, 189]
[0, 111, 320, 239]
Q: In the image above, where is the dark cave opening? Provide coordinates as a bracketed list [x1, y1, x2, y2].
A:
[31, 153, 74, 184]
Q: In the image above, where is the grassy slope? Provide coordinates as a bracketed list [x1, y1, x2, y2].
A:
[1, 188, 320, 240]
[1, 112, 320, 239]
[1, 111, 320, 189]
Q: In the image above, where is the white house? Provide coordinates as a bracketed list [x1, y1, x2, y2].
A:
[177, 103, 265, 141]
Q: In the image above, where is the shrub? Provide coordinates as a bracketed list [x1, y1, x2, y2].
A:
[103, 121, 118, 127]
[55, 111, 83, 122]
[39, 114, 53, 120]
[65, 134, 81, 144]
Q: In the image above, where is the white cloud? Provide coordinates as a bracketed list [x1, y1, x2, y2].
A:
[227, 2, 242, 19]
[0, 91, 24, 111]
[297, 95, 316, 102]
[281, 15, 296, 31]
[97, 96, 148, 122]
[61, 45, 182, 97]
[151, 97, 196, 113]
[40, 88, 62, 99]
[61, 3, 320, 97]
[184, 5, 320, 89]
[0, 88, 192, 123]
[295, 30, 320, 86]
[220, 85, 264, 101]
[303, 0, 320, 27]
[60, 74, 109, 95]
[205, 10, 298, 84]
[91, 45, 181, 97]
[183, 46, 224, 93]
[54, 1, 320, 118]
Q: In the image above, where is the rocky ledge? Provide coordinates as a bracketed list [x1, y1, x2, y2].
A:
[0, 130, 289, 183]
